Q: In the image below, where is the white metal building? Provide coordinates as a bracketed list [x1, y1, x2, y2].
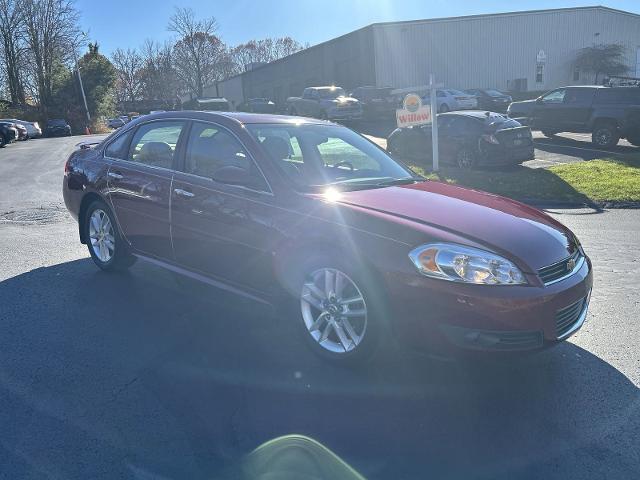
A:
[219, 6, 640, 106]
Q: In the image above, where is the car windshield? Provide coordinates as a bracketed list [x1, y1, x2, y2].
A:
[486, 89, 505, 97]
[246, 123, 417, 191]
[317, 87, 346, 99]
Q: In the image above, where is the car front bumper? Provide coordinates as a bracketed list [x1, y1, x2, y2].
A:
[385, 254, 593, 356]
[328, 109, 363, 121]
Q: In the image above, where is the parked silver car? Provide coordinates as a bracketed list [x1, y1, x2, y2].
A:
[422, 89, 478, 113]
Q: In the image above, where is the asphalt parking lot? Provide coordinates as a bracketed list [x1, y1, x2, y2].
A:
[1, 136, 639, 479]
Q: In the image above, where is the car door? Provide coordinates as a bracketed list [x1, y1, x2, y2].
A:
[170, 121, 277, 294]
[531, 88, 566, 130]
[433, 115, 458, 160]
[106, 119, 186, 260]
[561, 88, 595, 130]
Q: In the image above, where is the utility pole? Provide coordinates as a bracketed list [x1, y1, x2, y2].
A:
[73, 43, 91, 125]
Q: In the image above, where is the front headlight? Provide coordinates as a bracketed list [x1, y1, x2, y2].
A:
[408, 243, 527, 285]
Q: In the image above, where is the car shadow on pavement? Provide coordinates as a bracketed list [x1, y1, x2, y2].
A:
[534, 136, 639, 160]
[0, 258, 639, 479]
[428, 165, 605, 211]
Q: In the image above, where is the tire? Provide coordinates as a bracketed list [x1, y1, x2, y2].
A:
[83, 199, 136, 272]
[288, 107, 297, 116]
[592, 122, 620, 148]
[285, 251, 389, 365]
[455, 146, 477, 169]
[0, 135, 5, 148]
[438, 103, 449, 113]
[319, 110, 328, 120]
[541, 130, 558, 138]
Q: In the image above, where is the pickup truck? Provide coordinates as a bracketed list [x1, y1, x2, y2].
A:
[508, 86, 640, 147]
[287, 86, 363, 121]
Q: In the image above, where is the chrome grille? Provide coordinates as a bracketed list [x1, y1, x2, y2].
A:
[556, 297, 587, 338]
[538, 248, 582, 285]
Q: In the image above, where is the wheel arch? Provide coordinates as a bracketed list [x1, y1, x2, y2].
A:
[591, 117, 619, 129]
[78, 192, 107, 244]
[272, 234, 392, 316]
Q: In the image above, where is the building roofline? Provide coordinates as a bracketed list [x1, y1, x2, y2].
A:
[217, 5, 639, 85]
[370, 5, 639, 29]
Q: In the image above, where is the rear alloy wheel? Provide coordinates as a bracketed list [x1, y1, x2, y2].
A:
[456, 147, 477, 169]
[592, 123, 620, 148]
[439, 103, 449, 113]
[84, 200, 136, 271]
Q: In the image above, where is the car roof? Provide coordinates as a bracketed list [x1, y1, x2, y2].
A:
[440, 110, 506, 119]
[143, 110, 330, 126]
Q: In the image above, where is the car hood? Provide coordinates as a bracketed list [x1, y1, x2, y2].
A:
[325, 96, 360, 106]
[334, 181, 577, 271]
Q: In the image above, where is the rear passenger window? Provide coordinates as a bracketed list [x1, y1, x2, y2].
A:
[104, 130, 133, 160]
[595, 88, 640, 105]
[128, 121, 185, 169]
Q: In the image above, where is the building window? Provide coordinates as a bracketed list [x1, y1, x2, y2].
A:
[573, 67, 580, 81]
[536, 64, 544, 84]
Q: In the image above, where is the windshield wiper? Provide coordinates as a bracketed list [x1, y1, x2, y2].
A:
[375, 177, 421, 186]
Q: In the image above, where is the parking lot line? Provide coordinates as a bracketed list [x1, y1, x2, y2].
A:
[534, 141, 627, 157]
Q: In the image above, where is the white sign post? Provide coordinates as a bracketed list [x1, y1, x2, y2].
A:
[392, 74, 444, 172]
[429, 74, 440, 172]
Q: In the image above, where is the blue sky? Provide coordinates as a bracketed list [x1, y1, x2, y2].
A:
[77, 0, 640, 56]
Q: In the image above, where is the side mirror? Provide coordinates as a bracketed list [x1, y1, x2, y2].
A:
[212, 165, 252, 186]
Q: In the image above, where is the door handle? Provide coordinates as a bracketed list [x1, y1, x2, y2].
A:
[174, 188, 194, 198]
[108, 171, 124, 180]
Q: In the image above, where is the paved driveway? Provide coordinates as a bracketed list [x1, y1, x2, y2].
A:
[0, 136, 639, 479]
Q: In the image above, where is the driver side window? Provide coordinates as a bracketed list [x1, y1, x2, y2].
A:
[541, 89, 566, 104]
[184, 122, 268, 191]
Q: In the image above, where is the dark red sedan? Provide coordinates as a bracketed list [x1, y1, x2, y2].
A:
[63, 112, 592, 362]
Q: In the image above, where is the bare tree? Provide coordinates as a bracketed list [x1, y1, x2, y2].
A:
[112, 47, 143, 103]
[0, 0, 27, 103]
[22, 0, 80, 112]
[231, 37, 305, 72]
[168, 7, 225, 97]
[140, 39, 179, 102]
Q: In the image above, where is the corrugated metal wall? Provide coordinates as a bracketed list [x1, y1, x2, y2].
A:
[206, 75, 244, 108]
[220, 27, 377, 108]
[373, 7, 640, 91]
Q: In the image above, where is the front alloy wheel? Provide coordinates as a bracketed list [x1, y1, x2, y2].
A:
[300, 268, 368, 355]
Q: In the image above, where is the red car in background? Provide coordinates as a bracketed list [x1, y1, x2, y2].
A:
[63, 112, 592, 363]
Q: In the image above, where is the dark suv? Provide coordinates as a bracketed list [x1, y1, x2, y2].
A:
[508, 86, 640, 147]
